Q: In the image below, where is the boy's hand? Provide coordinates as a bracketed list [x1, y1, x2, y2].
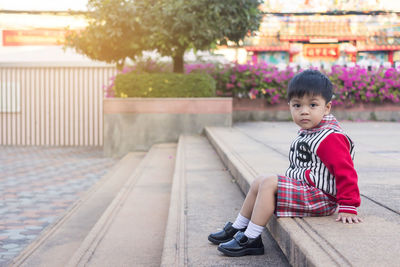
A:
[336, 212, 363, 224]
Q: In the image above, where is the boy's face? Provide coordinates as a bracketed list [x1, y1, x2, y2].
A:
[289, 94, 331, 130]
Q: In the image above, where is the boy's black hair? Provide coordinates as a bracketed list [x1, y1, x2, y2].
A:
[287, 69, 333, 103]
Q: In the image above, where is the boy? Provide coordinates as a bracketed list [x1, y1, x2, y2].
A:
[208, 69, 362, 257]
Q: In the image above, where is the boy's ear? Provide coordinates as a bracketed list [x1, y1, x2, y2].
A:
[325, 101, 332, 115]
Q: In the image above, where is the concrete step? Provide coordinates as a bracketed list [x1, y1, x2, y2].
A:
[161, 135, 289, 266]
[205, 125, 400, 267]
[67, 143, 176, 267]
[13, 152, 146, 267]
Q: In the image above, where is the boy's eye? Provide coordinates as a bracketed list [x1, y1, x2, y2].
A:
[310, 103, 317, 107]
[292, 104, 300, 108]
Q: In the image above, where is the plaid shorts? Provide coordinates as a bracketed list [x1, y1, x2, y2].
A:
[275, 175, 337, 217]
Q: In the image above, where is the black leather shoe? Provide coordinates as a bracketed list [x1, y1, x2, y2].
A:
[217, 231, 264, 257]
[208, 222, 245, 245]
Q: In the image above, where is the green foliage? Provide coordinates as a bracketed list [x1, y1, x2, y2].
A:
[216, 0, 264, 44]
[126, 58, 173, 73]
[65, 0, 149, 69]
[114, 73, 216, 97]
[65, 0, 263, 72]
[148, 0, 263, 72]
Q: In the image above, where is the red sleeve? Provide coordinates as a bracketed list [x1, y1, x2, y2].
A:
[316, 133, 361, 214]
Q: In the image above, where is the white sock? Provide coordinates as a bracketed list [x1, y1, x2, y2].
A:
[244, 221, 264, 239]
[232, 213, 250, 229]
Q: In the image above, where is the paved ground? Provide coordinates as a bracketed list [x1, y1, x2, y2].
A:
[0, 147, 118, 267]
[1, 120, 399, 267]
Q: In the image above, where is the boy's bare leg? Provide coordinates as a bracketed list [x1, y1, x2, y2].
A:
[238, 177, 266, 219]
[251, 176, 278, 226]
[211, 176, 278, 250]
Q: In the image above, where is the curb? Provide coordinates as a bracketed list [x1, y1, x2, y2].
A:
[160, 136, 187, 267]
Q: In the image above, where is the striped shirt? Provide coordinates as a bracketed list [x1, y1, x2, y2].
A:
[285, 115, 360, 214]
[286, 128, 355, 196]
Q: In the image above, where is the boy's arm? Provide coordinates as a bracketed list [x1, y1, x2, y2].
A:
[316, 133, 361, 218]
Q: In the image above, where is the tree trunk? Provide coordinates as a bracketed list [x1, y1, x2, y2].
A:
[173, 49, 185, 73]
[235, 44, 239, 63]
[116, 58, 125, 71]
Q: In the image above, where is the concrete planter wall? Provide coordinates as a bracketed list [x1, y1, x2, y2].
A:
[331, 102, 400, 121]
[104, 98, 232, 157]
[233, 98, 400, 122]
[233, 99, 291, 122]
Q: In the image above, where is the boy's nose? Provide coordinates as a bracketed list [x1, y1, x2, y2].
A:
[300, 107, 310, 114]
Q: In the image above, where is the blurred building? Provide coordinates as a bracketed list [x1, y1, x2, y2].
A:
[2, 0, 400, 67]
[222, 0, 400, 67]
[0, 10, 93, 63]
[0, 11, 86, 46]
[244, 13, 400, 67]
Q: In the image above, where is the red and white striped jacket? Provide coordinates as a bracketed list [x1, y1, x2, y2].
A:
[285, 114, 361, 214]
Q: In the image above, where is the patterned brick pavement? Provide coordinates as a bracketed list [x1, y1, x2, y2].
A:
[0, 147, 118, 267]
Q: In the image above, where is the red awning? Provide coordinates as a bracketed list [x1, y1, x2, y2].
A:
[357, 45, 400, 51]
[357, 37, 400, 51]
[245, 46, 290, 52]
[279, 35, 364, 42]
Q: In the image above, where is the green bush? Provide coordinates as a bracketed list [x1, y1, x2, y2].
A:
[114, 72, 216, 97]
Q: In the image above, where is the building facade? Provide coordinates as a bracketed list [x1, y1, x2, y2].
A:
[244, 13, 400, 67]
[241, 0, 400, 67]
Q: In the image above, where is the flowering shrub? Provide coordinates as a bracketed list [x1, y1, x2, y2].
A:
[105, 59, 172, 98]
[328, 65, 400, 105]
[107, 60, 400, 105]
[187, 62, 400, 105]
[104, 66, 131, 98]
[187, 62, 296, 104]
[185, 63, 216, 75]
[115, 72, 215, 98]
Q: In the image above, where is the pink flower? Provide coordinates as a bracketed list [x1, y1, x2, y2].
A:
[226, 83, 235, 89]
[271, 95, 280, 104]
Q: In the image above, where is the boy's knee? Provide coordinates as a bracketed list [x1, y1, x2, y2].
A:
[250, 176, 270, 193]
[250, 177, 264, 194]
[258, 175, 278, 192]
